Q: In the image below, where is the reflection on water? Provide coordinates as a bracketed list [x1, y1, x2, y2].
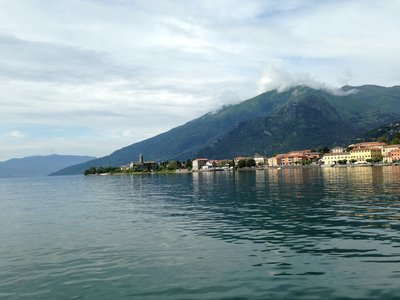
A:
[190, 167, 400, 243]
[1, 167, 400, 299]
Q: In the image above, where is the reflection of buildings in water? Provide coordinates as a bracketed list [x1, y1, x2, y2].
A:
[187, 167, 400, 251]
[322, 166, 400, 222]
[255, 169, 268, 188]
[259, 167, 325, 201]
[381, 166, 400, 182]
[192, 167, 400, 205]
[192, 171, 236, 195]
[380, 166, 400, 194]
[321, 166, 388, 190]
[127, 173, 147, 193]
[273, 167, 322, 186]
[321, 167, 375, 200]
[192, 171, 200, 194]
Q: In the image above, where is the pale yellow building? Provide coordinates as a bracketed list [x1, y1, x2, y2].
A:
[267, 156, 279, 166]
[321, 152, 352, 165]
[350, 148, 382, 162]
[322, 148, 383, 165]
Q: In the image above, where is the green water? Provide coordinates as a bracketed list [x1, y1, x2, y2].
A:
[1, 167, 400, 299]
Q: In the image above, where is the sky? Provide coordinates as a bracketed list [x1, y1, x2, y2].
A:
[1, 0, 400, 161]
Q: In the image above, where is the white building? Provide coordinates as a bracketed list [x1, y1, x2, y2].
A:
[192, 158, 209, 171]
[331, 147, 345, 154]
[254, 155, 267, 167]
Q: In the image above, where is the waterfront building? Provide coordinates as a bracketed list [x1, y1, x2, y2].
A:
[120, 165, 130, 171]
[279, 151, 309, 166]
[381, 145, 400, 163]
[267, 156, 280, 166]
[203, 160, 217, 170]
[129, 154, 157, 171]
[192, 158, 209, 171]
[350, 148, 383, 162]
[267, 150, 322, 166]
[321, 152, 352, 165]
[303, 150, 323, 161]
[254, 155, 267, 167]
[390, 149, 400, 162]
[331, 147, 345, 153]
[321, 147, 383, 165]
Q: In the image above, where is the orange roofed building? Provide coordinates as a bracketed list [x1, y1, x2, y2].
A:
[268, 150, 322, 166]
[279, 151, 309, 166]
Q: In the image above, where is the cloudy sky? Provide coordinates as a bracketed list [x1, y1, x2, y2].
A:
[1, 0, 399, 161]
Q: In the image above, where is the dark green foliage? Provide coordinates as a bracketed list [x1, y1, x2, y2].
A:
[185, 159, 192, 169]
[360, 121, 400, 144]
[167, 160, 179, 170]
[317, 146, 331, 154]
[216, 160, 232, 168]
[54, 85, 400, 175]
[236, 160, 247, 168]
[196, 93, 359, 158]
[246, 159, 256, 167]
[234, 159, 255, 168]
[84, 166, 120, 175]
[84, 167, 97, 175]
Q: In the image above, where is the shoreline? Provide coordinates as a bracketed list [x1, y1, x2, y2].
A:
[87, 163, 400, 176]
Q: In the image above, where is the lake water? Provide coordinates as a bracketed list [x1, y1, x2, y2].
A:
[1, 167, 400, 299]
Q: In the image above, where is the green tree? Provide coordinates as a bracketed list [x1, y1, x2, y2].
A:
[317, 146, 330, 154]
[391, 138, 400, 145]
[167, 160, 179, 170]
[377, 136, 388, 143]
[185, 159, 192, 170]
[96, 167, 105, 174]
[237, 159, 246, 168]
[245, 158, 256, 167]
[84, 167, 97, 175]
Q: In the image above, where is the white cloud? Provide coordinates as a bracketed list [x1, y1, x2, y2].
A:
[257, 63, 358, 96]
[4, 130, 25, 138]
[0, 0, 399, 160]
[257, 63, 325, 93]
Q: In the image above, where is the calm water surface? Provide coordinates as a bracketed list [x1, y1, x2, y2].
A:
[1, 167, 400, 299]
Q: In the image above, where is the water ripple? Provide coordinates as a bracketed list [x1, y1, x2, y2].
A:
[1, 168, 400, 299]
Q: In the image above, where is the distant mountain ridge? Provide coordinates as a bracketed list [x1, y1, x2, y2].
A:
[53, 85, 400, 175]
[0, 154, 96, 178]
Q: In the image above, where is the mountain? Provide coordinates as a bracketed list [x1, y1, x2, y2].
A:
[0, 155, 96, 178]
[195, 93, 359, 158]
[360, 121, 400, 144]
[53, 85, 400, 175]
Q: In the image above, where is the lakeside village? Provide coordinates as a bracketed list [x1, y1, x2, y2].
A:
[84, 142, 400, 175]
